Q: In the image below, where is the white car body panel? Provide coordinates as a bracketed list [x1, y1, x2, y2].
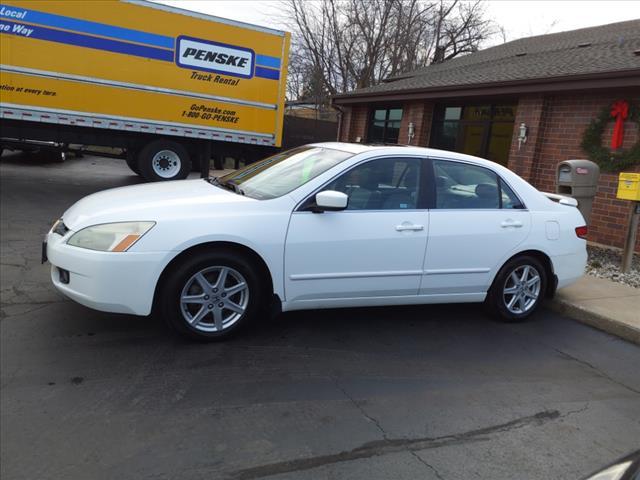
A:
[420, 209, 531, 295]
[284, 210, 429, 302]
[46, 143, 587, 318]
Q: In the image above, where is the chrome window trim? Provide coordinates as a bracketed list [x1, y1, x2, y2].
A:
[430, 208, 529, 213]
[292, 209, 430, 215]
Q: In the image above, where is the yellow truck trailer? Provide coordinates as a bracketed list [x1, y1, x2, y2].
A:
[0, 0, 290, 180]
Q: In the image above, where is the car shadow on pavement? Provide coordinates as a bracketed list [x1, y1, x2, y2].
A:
[47, 301, 500, 348]
[243, 303, 499, 343]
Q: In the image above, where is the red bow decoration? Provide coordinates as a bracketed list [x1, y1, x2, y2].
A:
[610, 100, 629, 150]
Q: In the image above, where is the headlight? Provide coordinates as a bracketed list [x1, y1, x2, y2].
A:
[67, 222, 155, 252]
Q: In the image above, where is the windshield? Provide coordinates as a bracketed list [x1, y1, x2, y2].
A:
[214, 146, 354, 199]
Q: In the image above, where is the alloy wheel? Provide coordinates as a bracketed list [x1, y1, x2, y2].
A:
[180, 266, 249, 332]
[502, 264, 541, 315]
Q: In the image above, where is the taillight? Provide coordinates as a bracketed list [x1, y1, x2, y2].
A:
[575, 226, 588, 239]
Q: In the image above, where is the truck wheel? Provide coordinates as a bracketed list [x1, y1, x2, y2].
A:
[126, 150, 141, 175]
[138, 140, 191, 182]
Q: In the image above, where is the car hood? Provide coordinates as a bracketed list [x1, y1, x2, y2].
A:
[63, 179, 253, 230]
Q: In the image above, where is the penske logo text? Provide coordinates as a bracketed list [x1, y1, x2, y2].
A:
[176, 36, 254, 79]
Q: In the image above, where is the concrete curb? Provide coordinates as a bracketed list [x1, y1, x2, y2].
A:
[549, 298, 640, 346]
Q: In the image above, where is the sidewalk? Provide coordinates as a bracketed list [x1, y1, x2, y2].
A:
[550, 275, 640, 345]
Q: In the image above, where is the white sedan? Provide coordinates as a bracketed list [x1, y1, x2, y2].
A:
[45, 143, 587, 340]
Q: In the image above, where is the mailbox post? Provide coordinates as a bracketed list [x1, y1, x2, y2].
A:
[556, 160, 600, 223]
[616, 172, 640, 273]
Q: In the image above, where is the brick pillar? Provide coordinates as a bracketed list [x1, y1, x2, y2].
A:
[398, 102, 434, 146]
[418, 103, 434, 147]
[507, 95, 547, 182]
[346, 105, 368, 142]
[399, 102, 423, 145]
[337, 105, 367, 143]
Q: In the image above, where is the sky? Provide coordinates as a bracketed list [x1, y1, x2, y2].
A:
[154, 0, 640, 46]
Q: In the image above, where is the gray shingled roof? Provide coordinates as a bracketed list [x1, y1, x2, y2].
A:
[335, 19, 640, 98]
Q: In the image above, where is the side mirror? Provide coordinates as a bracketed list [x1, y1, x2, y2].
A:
[314, 190, 348, 212]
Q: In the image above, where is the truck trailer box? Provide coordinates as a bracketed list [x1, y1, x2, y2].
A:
[0, 0, 290, 180]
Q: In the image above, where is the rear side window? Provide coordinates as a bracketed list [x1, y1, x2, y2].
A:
[433, 160, 524, 209]
[500, 179, 525, 209]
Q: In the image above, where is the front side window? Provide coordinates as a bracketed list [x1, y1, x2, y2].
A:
[216, 146, 353, 199]
[433, 159, 523, 210]
[325, 157, 421, 210]
[368, 108, 403, 144]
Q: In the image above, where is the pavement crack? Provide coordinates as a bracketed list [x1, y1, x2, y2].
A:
[228, 409, 560, 480]
[0, 299, 68, 307]
[554, 348, 640, 395]
[0, 262, 27, 268]
[333, 378, 388, 439]
[410, 451, 445, 480]
[561, 402, 590, 419]
[0, 300, 70, 319]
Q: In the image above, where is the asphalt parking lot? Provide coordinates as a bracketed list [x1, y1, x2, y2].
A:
[1, 151, 639, 480]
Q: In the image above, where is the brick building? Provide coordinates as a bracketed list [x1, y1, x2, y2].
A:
[333, 20, 640, 251]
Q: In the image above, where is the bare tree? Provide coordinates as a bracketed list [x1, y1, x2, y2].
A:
[282, 0, 497, 101]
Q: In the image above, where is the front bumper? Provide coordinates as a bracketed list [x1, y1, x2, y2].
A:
[46, 231, 168, 316]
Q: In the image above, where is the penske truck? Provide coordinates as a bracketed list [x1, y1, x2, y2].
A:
[0, 0, 290, 180]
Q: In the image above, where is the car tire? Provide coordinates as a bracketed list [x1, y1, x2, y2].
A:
[138, 140, 191, 182]
[126, 150, 141, 175]
[486, 255, 547, 322]
[161, 250, 263, 341]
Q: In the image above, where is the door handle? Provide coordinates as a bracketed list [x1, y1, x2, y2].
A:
[396, 224, 424, 232]
[501, 220, 523, 228]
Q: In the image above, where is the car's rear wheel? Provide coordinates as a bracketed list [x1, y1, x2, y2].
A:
[486, 255, 546, 322]
[161, 250, 262, 340]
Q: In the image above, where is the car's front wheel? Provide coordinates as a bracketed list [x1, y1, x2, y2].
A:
[161, 250, 262, 340]
[486, 255, 546, 322]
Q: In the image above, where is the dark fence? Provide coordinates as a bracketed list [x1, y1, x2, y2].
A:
[281, 115, 338, 149]
[213, 115, 339, 169]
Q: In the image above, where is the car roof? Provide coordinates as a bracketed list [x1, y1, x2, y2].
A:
[309, 142, 502, 170]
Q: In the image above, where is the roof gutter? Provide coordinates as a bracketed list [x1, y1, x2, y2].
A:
[332, 69, 640, 105]
[332, 104, 345, 142]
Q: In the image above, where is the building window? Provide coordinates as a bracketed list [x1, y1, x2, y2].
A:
[430, 104, 516, 165]
[368, 108, 403, 144]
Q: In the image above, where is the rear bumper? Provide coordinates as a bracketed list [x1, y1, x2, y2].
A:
[47, 232, 168, 316]
[551, 250, 587, 290]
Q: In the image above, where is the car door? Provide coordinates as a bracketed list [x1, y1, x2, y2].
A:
[420, 158, 531, 296]
[284, 156, 429, 304]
